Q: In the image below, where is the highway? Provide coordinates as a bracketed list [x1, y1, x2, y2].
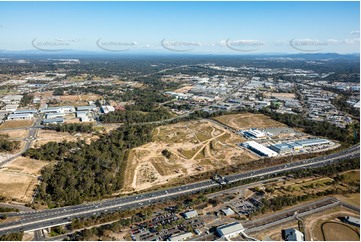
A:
[0, 144, 358, 235]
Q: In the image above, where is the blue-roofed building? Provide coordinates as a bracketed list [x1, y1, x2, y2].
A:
[269, 143, 293, 154]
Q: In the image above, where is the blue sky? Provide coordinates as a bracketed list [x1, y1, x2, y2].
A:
[0, 1, 359, 54]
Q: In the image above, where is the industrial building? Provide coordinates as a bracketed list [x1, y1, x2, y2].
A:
[282, 228, 304, 241]
[242, 141, 278, 157]
[46, 113, 65, 119]
[294, 139, 330, 147]
[59, 106, 75, 113]
[42, 118, 64, 124]
[76, 105, 97, 112]
[40, 107, 63, 114]
[221, 207, 235, 216]
[14, 109, 37, 115]
[269, 143, 293, 154]
[7, 113, 34, 120]
[216, 222, 245, 239]
[269, 139, 332, 154]
[169, 232, 193, 241]
[243, 129, 266, 139]
[76, 111, 89, 118]
[5, 104, 19, 112]
[342, 216, 360, 227]
[1, 95, 23, 105]
[100, 105, 115, 114]
[182, 210, 198, 219]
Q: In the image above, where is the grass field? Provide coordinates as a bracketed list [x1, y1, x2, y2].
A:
[124, 119, 256, 192]
[213, 113, 286, 130]
[334, 193, 360, 207]
[0, 120, 34, 130]
[322, 222, 359, 241]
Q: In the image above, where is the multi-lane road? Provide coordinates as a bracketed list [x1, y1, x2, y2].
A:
[0, 143, 358, 235]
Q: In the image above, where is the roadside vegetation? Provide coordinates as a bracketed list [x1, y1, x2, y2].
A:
[44, 123, 94, 134]
[0, 134, 20, 152]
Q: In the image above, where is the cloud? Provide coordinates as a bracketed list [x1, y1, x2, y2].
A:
[54, 38, 81, 43]
[350, 30, 360, 35]
[343, 38, 360, 45]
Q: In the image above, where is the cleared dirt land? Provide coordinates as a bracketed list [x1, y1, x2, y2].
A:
[213, 113, 286, 130]
[0, 157, 48, 202]
[32, 130, 97, 147]
[0, 129, 28, 139]
[124, 120, 257, 192]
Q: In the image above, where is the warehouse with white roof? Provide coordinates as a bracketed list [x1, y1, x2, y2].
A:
[216, 222, 245, 239]
[242, 141, 278, 157]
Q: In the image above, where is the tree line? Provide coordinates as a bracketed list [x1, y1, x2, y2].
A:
[44, 123, 94, 134]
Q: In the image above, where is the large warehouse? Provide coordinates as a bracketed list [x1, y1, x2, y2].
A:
[242, 141, 278, 157]
[269, 139, 332, 154]
[243, 129, 266, 139]
[216, 222, 245, 239]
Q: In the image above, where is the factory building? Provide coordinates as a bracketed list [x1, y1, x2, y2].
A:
[46, 113, 65, 119]
[1, 95, 23, 105]
[216, 222, 245, 239]
[182, 210, 198, 220]
[270, 139, 332, 154]
[100, 105, 115, 114]
[342, 216, 360, 227]
[59, 106, 75, 113]
[242, 141, 278, 157]
[76, 105, 97, 112]
[282, 228, 304, 241]
[243, 129, 266, 139]
[294, 139, 330, 147]
[269, 143, 293, 154]
[14, 109, 37, 115]
[40, 107, 64, 114]
[42, 118, 64, 124]
[7, 113, 34, 120]
[5, 104, 19, 112]
[169, 232, 193, 241]
[76, 111, 89, 118]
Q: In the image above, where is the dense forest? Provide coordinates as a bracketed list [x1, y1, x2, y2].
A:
[27, 125, 153, 207]
[99, 108, 171, 123]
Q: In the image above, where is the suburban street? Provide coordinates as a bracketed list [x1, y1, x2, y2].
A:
[0, 116, 41, 167]
[0, 144, 358, 235]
